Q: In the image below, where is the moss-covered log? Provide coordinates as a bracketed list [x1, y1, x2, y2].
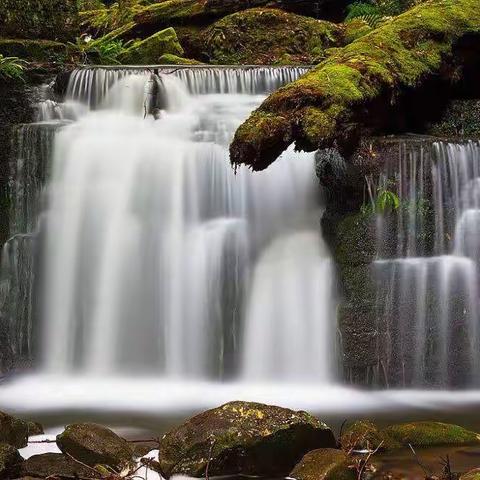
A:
[132, 0, 347, 32]
[230, 0, 480, 171]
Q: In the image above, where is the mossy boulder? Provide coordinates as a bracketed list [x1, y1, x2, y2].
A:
[26, 422, 44, 437]
[0, 412, 28, 449]
[290, 448, 354, 480]
[119, 27, 184, 64]
[159, 401, 336, 478]
[0, 443, 23, 479]
[343, 19, 373, 43]
[56, 423, 134, 470]
[0, 0, 78, 42]
[340, 421, 400, 451]
[202, 8, 342, 65]
[230, 0, 480, 170]
[0, 40, 67, 63]
[20, 453, 96, 479]
[159, 53, 203, 65]
[384, 422, 480, 448]
[461, 469, 480, 480]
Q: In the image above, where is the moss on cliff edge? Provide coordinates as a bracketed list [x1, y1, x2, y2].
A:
[230, 0, 480, 170]
[202, 8, 342, 65]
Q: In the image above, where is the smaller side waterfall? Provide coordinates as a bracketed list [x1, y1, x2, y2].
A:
[374, 140, 480, 388]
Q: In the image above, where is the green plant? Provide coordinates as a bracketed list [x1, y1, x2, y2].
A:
[345, 0, 416, 27]
[69, 37, 132, 64]
[376, 188, 400, 213]
[0, 55, 28, 81]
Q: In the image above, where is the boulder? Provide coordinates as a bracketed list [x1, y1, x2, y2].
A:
[0, 412, 28, 448]
[0, 443, 23, 479]
[230, 0, 480, 171]
[340, 421, 400, 451]
[26, 422, 44, 437]
[158, 54, 203, 65]
[384, 422, 480, 448]
[56, 423, 134, 469]
[159, 401, 336, 478]
[20, 453, 96, 479]
[201, 8, 342, 65]
[119, 28, 184, 64]
[290, 448, 354, 480]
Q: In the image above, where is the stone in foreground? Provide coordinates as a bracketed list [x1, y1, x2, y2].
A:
[20, 453, 96, 479]
[461, 468, 480, 480]
[290, 448, 354, 480]
[159, 401, 336, 478]
[0, 443, 23, 479]
[56, 423, 134, 469]
[0, 412, 28, 449]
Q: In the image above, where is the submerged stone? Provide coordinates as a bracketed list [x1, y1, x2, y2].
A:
[119, 27, 184, 64]
[384, 422, 480, 447]
[0, 443, 23, 479]
[290, 448, 354, 480]
[56, 423, 134, 470]
[20, 453, 96, 479]
[0, 412, 28, 449]
[159, 401, 336, 478]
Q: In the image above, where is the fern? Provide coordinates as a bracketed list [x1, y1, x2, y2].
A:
[376, 188, 400, 213]
[69, 38, 132, 65]
[345, 0, 416, 27]
[0, 55, 28, 81]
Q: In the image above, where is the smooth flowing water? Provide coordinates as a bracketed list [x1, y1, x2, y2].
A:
[374, 140, 480, 388]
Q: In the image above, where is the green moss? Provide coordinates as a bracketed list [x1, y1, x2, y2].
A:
[0, 0, 78, 42]
[341, 420, 401, 451]
[119, 27, 183, 64]
[230, 0, 480, 170]
[343, 18, 373, 43]
[158, 53, 203, 65]
[384, 422, 480, 447]
[0, 39, 67, 63]
[202, 8, 342, 65]
[461, 469, 480, 480]
[290, 449, 354, 480]
[133, 0, 205, 28]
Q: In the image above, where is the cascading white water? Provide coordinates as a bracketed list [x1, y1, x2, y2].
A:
[374, 140, 480, 387]
[36, 67, 334, 382]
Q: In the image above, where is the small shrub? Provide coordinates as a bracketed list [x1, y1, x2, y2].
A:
[0, 55, 27, 81]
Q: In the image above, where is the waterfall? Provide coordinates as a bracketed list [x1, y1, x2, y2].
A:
[5, 66, 334, 383]
[374, 140, 480, 388]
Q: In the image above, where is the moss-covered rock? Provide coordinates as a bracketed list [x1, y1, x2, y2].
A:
[119, 27, 184, 64]
[20, 453, 96, 479]
[202, 8, 342, 65]
[0, 443, 23, 479]
[0, 0, 78, 42]
[159, 401, 336, 478]
[0, 39, 67, 63]
[26, 421, 44, 437]
[343, 19, 373, 44]
[340, 421, 400, 451]
[290, 448, 354, 480]
[56, 423, 134, 470]
[0, 412, 28, 449]
[158, 53, 203, 65]
[384, 422, 480, 447]
[230, 0, 480, 171]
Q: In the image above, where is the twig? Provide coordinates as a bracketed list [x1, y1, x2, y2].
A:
[357, 441, 384, 480]
[408, 444, 431, 477]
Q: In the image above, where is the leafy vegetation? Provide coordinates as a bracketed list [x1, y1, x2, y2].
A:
[0, 55, 27, 81]
[68, 37, 132, 64]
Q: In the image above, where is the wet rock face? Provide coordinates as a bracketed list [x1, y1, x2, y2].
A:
[56, 423, 134, 470]
[20, 453, 96, 479]
[0, 412, 29, 449]
[290, 448, 354, 480]
[0, 443, 23, 479]
[159, 401, 336, 478]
